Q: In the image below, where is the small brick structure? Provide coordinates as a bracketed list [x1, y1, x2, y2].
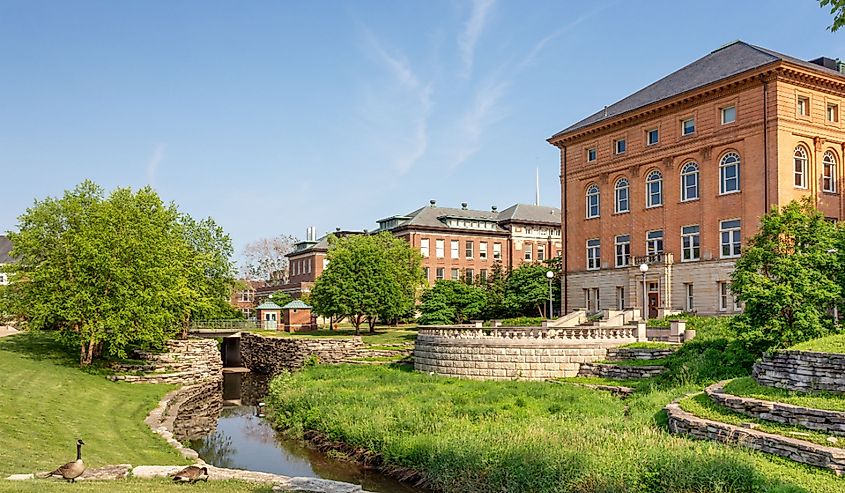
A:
[281, 300, 317, 332]
[705, 380, 845, 437]
[256, 300, 282, 330]
[753, 350, 845, 394]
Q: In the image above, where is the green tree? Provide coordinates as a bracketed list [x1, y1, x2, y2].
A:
[418, 280, 487, 325]
[820, 0, 845, 31]
[309, 233, 423, 334]
[731, 200, 840, 353]
[5, 181, 236, 365]
[479, 261, 511, 319]
[504, 264, 557, 318]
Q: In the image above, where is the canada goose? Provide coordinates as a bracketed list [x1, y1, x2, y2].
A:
[172, 465, 209, 483]
[48, 439, 86, 483]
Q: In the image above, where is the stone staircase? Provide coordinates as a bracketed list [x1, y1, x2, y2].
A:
[667, 348, 845, 475]
[576, 345, 675, 380]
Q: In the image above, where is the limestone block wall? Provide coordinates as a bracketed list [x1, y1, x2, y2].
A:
[753, 350, 845, 394]
[605, 347, 677, 361]
[109, 339, 222, 385]
[241, 332, 364, 375]
[414, 326, 638, 381]
[577, 363, 667, 379]
[706, 381, 845, 436]
[170, 379, 223, 441]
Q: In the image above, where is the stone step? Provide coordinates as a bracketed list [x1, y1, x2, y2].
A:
[577, 362, 666, 380]
[705, 380, 845, 437]
[605, 346, 678, 362]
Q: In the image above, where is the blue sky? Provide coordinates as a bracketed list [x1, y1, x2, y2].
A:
[1, 1, 842, 257]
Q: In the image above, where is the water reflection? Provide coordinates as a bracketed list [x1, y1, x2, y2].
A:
[188, 372, 426, 493]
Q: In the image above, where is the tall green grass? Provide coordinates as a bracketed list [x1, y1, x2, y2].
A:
[267, 365, 844, 492]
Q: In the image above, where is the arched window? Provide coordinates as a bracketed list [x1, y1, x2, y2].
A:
[614, 178, 629, 213]
[794, 146, 808, 188]
[823, 151, 838, 193]
[586, 184, 600, 218]
[720, 152, 741, 194]
[646, 170, 663, 207]
[680, 162, 699, 201]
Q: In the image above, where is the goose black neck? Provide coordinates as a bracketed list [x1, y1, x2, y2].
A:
[76, 443, 82, 461]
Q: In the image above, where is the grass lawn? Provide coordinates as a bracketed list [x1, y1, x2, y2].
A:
[679, 393, 845, 450]
[790, 333, 845, 353]
[251, 327, 417, 345]
[553, 376, 647, 388]
[267, 364, 845, 493]
[0, 332, 279, 493]
[723, 377, 845, 412]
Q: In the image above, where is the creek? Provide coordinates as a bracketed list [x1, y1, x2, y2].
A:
[186, 371, 426, 493]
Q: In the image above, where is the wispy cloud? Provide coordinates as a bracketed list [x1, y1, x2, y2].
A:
[517, 4, 612, 72]
[458, 0, 494, 79]
[360, 28, 433, 174]
[453, 79, 508, 166]
[146, 143, 166, 187]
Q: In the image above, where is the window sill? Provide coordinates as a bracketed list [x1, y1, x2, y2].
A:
[718, 190, 741, 196]
[822, 190, 839, 195]
[680, 258, 700, 263]
[613, 210, 630, 216]
[645, 204, 663, 210]
[679, 198, 700, 204]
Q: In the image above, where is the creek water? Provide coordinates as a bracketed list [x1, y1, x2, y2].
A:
[187, 371, 426, 493]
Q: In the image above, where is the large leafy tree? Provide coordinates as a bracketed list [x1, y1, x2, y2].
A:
[504, 263, 558, 318]
[418, 280, 487, 325]
[4, 181, 236, 365]
[820, 0, 845, 31]
[309, 232, 423, 334]
[731, 199, 840, 353]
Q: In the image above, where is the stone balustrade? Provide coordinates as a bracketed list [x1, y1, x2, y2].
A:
[415, 325, 638, 381]
[753, 350, 845, 394]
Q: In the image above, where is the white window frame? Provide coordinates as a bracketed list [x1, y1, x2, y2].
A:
[680, 162, 699, 201]
[646, 170, 663, 208]
[614, 138, 626, 155]
[586, 239, 600, 271]
[479, 242, 488, 260]
[586, 184, 600, 218]
[615, 235, 630, 268]
[465, 268, 474, 284]
[794, 146, 808, 189]
[616, 286, 625, 310]
[797, 96, 810, 117]
[685, 283, 694, 311]
[721, 106, 736, 125]
[646, 230, 663, 256]
[823, 151, 837, 193]
[524, 244, 533, 261]
[720, 219, 741, 259]
[681, 225, 700, 262]
[420, 239, 430, 258]
[435, 239, 445, 258]
[436, 267, 445, 280]
[451, 268, 459, 280]
[682, 117, 695, 136]
[493, 242, 502, 260]
[828, 103, 839, 123]
[614, 178, 629, 213]
[719, 282, 729, 312]
[423, 267, 430, 280]
[479, 269, 487, 283]
[587, 147, 597, 162]
[647, 128, 659, 146]
[719, 152, 741, 194]
[450, 240, 459, 259]
[465, 240, 474, 259]
[537, 244, 545, 261]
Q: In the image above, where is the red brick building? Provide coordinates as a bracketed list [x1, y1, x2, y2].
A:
[548, 41, 845, 316]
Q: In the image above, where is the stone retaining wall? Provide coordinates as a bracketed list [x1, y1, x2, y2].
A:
[171, 379, 223, 441]
[241, 332, 364, 375]
[706, 380, 845, 437]
[414, 325, 638, 380]
[753, 350, 845, 394]
[577, 363, 667, 379]
[109, 339, 222, 385]
[605, 347, 677, 361]
[666, 401, 845, 475]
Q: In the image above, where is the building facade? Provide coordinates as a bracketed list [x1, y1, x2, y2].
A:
[0, 235, 11, 286]
[548, 41, 845, 316]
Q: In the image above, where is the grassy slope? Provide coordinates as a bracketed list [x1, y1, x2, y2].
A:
[724, 377, 845, 412]
[0, 332, 275, 493]
[267, 364, 845, 493]
[790, 333, 845, 353]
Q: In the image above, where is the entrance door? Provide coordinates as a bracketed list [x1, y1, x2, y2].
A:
[647, 292, 659, 319]
[264, 312, 277, 330]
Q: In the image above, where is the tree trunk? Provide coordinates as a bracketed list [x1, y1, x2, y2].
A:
[367, 316, 377, 332]
[352, 314, 362, 335]
[538, 304, 545, 318]
[81, 338, 95, 366]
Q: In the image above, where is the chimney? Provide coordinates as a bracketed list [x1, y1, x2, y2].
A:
[491, 205, 497, 212]
[461, 202, 468, 210]
[336, 227, 341, 232]
[809, 56, 840, 71]
[429, 199, 437, 207]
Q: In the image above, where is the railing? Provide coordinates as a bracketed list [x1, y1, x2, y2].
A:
[418, 325, 637, 341]
[190, 319, 260, 331]
[633, 252, 672, 265]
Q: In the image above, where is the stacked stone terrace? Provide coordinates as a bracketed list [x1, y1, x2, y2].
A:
[667, 345, 845, 475]
[109, 339, 222, 384]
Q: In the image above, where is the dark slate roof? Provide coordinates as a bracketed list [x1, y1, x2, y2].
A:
[551, 41, 845, 139]
[0, 235, 12, 264]
[497, 204, 561, 225]
[287, 230, 363, 257]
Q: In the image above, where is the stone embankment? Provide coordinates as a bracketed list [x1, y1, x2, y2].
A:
[241, 332, 365, 374]
[705, 380, 845, 437]
[577, 362, 667, 379]
[108, 339, 222, 384]
[605, 346, 677, 361]
[753, 350, 845, 394]
[666, 399, 845, 475]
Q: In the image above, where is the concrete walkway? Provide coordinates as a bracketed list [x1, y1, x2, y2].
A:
[0, 326, 18, 338]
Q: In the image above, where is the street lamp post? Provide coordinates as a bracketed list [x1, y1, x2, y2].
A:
[639, 263, 649, 321]
[546, 270, 555, 319]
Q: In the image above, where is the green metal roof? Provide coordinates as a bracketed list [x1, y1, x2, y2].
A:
[255, 301, 281, 310]
[281, 300, 312, 310]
